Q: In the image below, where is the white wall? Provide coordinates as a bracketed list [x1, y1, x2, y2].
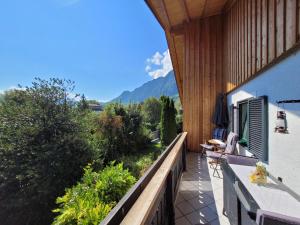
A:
[227, 49, 300, 195]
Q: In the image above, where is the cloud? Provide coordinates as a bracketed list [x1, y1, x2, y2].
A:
[145, 49, 173, 79]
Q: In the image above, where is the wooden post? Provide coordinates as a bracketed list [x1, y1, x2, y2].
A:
[166, 171, 175, 225]
[182, 140, 187, 171]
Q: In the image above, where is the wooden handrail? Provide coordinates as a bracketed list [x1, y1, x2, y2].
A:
[120, 132, 187, 225]
[100, 133, 184, 225]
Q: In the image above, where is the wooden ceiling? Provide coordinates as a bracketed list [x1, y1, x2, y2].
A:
[146, 0, 229, 101]
[146, 0, 229, 31]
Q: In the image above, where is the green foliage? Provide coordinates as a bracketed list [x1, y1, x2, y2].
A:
[0, 78, 164, 225]
[142, 97, 162, 131]
[160, 96, 177, 146]
[96, 103, 150, 163]
[0, 78, 93, 225]
[121, 142, 162, 178]
[52, 163, 136, 225]
[0, 93, 4, 103]
[77, 94, 90, 112]
[174, 97, 183, 133]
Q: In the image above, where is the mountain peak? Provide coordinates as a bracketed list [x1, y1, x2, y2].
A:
[110, 71, 178, 103]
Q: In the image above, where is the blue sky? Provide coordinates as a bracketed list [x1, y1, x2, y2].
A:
[0, 0, 172, 102]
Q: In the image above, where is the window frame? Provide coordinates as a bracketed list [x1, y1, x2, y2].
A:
[236, 96, 268, 162]
[237, 98, 252, 147]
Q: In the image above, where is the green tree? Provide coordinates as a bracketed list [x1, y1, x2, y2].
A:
[96, 103, 149, 163]
[174, 97, 183, 133]
[78, 94, 90, 111]
[0, 78, 93, 225]
[160, 96, 177, 146]
[142, 97, 162, 131]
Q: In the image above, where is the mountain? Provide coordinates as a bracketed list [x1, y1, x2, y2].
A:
[110, 71, 178, 103]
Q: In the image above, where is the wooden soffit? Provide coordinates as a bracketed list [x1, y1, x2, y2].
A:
[145, 0, 228, 31]
[145, 0, 228, 102]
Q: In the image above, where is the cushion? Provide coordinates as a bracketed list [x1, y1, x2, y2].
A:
[200, 144, 214, 150]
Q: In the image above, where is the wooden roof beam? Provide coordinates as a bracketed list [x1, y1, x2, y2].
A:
[201, 0, 208, 17]
[223, 0, 237, 13]
[178, 0, 190, 23]
[161, 0, 172, 29]
[170, 23, 185, 36]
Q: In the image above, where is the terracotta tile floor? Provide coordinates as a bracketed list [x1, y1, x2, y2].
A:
[175, 153, 230, 225]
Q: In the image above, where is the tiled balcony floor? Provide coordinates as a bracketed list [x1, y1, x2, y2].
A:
[175, 153, 230, 225]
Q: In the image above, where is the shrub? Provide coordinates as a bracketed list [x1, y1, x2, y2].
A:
[52, 163, 136, 225]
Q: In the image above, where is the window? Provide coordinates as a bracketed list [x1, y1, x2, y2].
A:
[237, 96, 268, 161]
[238, 101, 249, 147]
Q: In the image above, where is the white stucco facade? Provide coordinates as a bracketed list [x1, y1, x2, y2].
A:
[227, 49, 300, 195]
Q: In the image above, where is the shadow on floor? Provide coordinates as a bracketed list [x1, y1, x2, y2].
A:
[174, 152, 230, 225]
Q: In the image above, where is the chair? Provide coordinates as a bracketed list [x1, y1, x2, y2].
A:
[256, 209, 300, 225]
[206, 132, 239, 177]
[200, 127, 227, 157]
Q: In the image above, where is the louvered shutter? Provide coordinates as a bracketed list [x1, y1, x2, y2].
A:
[248, 96, 268, 161]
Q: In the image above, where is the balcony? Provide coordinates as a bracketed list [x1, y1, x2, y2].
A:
[100, 133, 228, 225]
[100, 130, 300, 225]
[174, 153, 229, 225]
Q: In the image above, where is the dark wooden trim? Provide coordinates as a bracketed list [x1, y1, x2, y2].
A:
[144, 0, 166, 30]
[100, 134, 182, 225]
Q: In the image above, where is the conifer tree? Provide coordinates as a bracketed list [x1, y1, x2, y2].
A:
[160, 96, 177, 146]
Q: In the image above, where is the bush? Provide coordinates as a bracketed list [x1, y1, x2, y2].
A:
[52, 163, 136, 225]
[0, 78, 93, 225]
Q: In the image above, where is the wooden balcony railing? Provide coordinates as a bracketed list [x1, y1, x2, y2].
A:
[100, 132, 187, 225]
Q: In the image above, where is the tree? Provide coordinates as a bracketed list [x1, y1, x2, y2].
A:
[95, 103, 149, 163]
[78, 94, 89, 111]
[142, 97, 162, 131]
[0, 78, 93, 225]
[160, 96, 177, 146]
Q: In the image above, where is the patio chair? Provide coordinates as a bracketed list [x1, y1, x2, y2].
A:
[256, 209, 300, 225]
[200, 127, 227, 157]
[206, 132, 239, 177]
